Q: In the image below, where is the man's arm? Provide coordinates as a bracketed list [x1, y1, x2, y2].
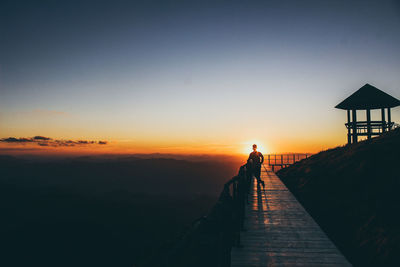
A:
[259, 152, 264, 164]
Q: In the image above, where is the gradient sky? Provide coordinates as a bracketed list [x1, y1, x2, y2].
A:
[1, 0, 400, 155]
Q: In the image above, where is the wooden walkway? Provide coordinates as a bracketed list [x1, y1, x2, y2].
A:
[231, 165, 352, 267]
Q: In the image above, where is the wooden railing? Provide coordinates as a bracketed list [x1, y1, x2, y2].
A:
[162, 163, 251, 267]
[345, 121, 394, 135]
[266, 154, 312, 172]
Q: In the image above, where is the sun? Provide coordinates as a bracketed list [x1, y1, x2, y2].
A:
[242, 140, 268, 155]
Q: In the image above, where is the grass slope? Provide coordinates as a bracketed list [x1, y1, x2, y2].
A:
[277, 129, 400, 267]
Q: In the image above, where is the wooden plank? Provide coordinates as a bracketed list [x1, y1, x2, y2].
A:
[231, 165, 352, 266]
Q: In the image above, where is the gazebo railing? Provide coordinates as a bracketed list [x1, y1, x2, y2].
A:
[345, 121, 394, 134]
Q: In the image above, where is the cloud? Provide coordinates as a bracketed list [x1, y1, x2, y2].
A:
[2, 137, 34, 143]
[33, 136, 52, 141]
[38, 143, 49, 146]
[0, 136, 108, 147]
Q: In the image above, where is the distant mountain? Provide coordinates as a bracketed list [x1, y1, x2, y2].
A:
[0, 154, 21, 162]
[0, 156, 241, 196]
[0, 155, 242, 267]
[277, 128, 400, 267]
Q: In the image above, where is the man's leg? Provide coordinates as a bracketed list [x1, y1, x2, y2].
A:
[255, 167, 264, 188]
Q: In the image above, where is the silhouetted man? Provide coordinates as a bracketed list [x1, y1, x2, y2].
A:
[248, 144, 264, 188]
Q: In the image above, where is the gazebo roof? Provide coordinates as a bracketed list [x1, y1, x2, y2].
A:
[335, 83, 400, 110]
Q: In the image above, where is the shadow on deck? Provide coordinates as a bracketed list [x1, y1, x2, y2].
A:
[231, 165, 351, 267]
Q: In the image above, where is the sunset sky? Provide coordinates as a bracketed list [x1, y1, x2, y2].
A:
[1, 0, 400, 155]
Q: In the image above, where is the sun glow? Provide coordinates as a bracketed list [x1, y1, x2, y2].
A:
[242, 140, 268, 155]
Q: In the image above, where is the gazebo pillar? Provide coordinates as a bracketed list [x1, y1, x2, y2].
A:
[347, 110, 351, 144]
[352, 109, 357, 143]
[388, 108, 392, 131]
[381, 108, 386, 133]
[366, 109, 371, 139]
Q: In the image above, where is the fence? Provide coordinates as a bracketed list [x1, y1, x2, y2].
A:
[266, 154, 312, 172]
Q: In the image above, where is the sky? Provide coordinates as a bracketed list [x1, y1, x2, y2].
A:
[1, 0, 400, 155]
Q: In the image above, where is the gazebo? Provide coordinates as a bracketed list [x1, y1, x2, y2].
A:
[335, 83, 400, 144]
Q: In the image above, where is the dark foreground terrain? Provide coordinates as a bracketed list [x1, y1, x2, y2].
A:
[277, 129, 400, 267]
[0, 154, 243, 267]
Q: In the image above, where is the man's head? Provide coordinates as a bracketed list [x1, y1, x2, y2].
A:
[252, 144, 257, 152]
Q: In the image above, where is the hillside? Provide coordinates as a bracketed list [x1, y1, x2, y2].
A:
[277, 129, 400, 267]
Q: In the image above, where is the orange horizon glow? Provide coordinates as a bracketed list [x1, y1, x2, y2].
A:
[0, 135, 342, 157]
[2, 103, 398, 156]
